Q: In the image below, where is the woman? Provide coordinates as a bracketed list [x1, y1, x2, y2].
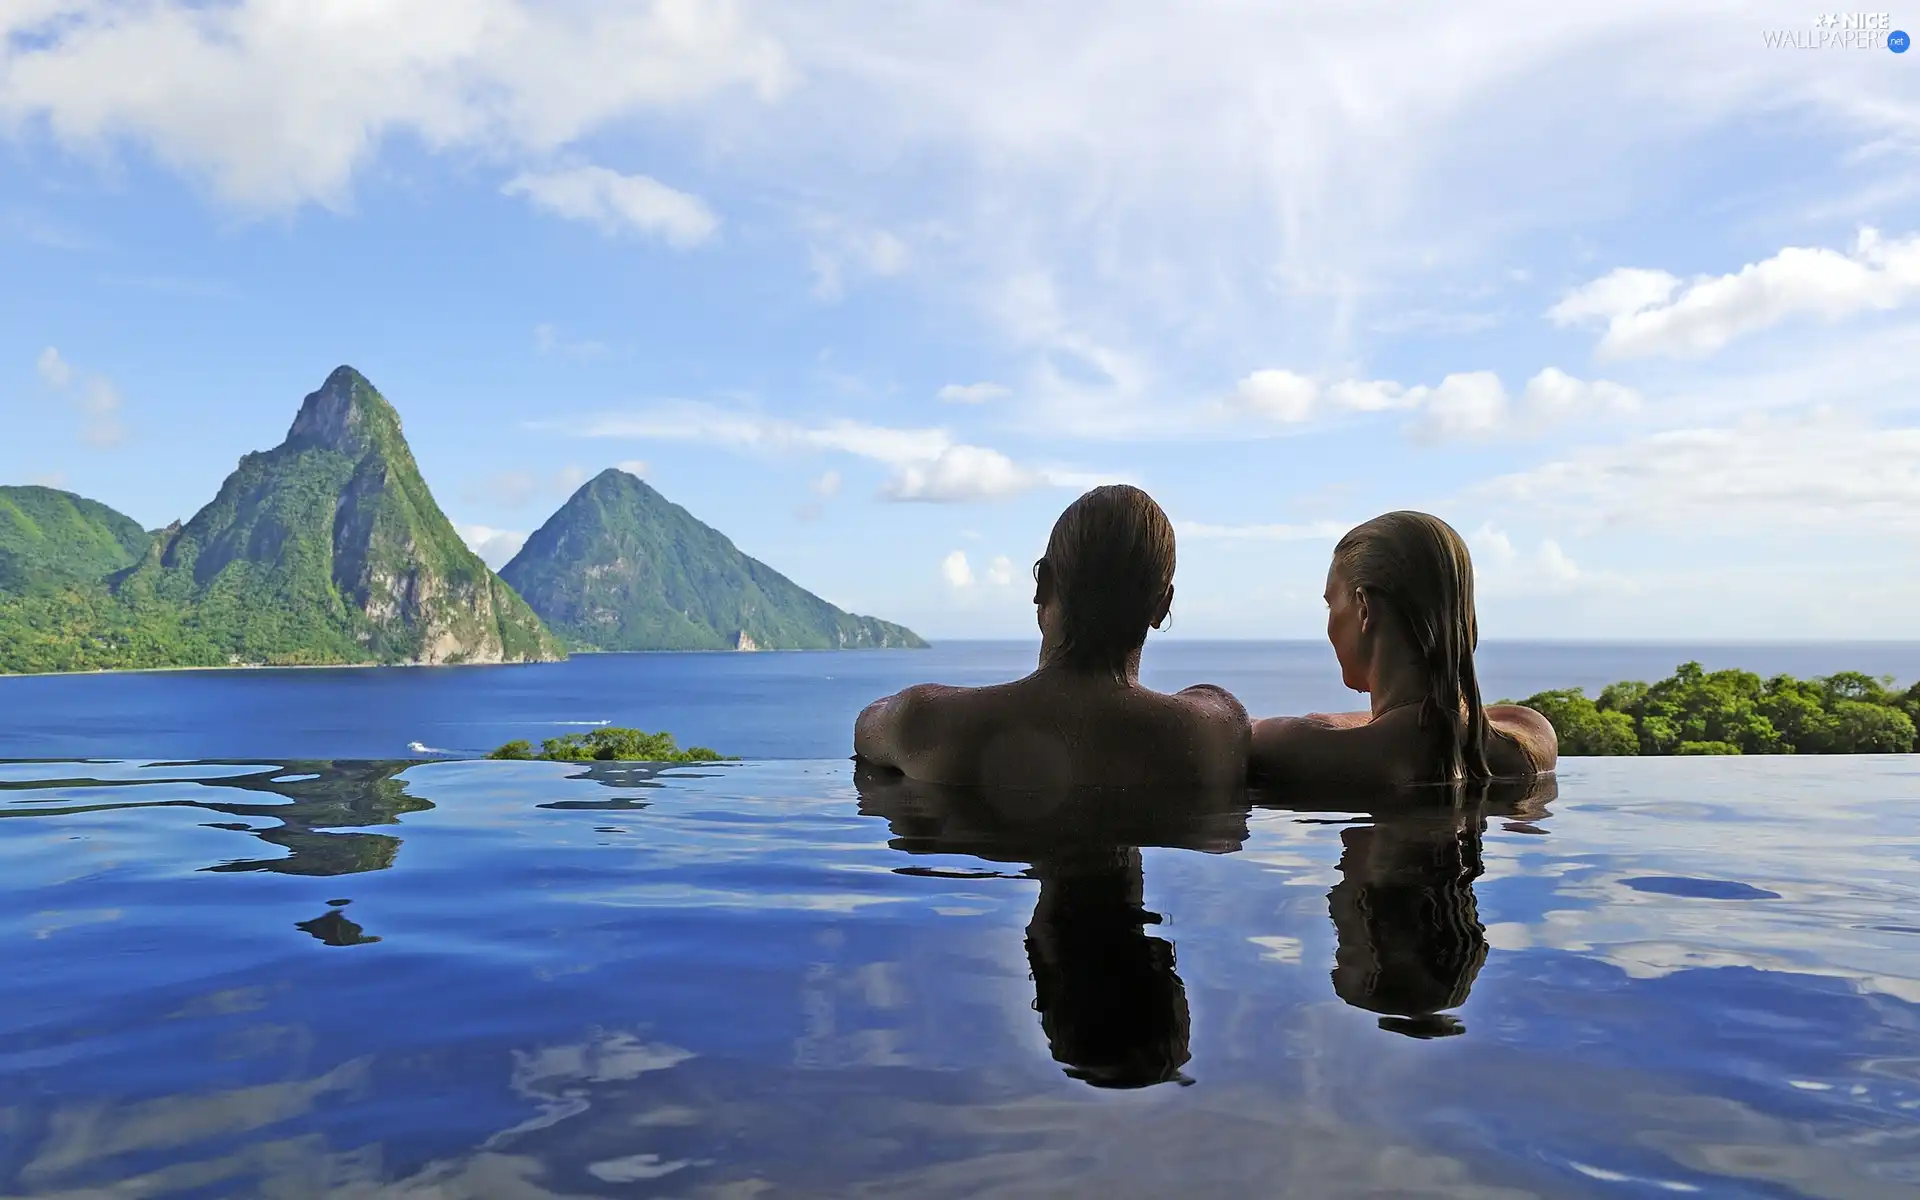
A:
[853, 484, 1249, 790]
[1250, 511, 1556, 786]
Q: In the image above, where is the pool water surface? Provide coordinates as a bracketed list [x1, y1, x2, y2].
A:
[1, 756, 1917, 1197]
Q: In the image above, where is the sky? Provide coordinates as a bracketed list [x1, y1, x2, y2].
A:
[3, 0, 1919, 641]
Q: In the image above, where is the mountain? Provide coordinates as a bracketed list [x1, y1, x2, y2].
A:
[501, 468, 927, 652]
[0, 485, 150, 591]
[104, 366, 564, 667]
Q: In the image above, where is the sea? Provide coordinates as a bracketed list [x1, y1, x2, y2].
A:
[3, 639, 1919, 761]
[2, 642, 1919, 1197]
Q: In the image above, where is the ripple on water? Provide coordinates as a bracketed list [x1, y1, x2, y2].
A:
[0, 755, 1914, 1197]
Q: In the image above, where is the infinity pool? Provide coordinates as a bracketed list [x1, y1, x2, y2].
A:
[2, 757, 1917, 1197]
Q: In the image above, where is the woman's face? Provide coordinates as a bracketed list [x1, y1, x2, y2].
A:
[1325, 562, 1370, 693]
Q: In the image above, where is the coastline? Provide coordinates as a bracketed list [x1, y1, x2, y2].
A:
[0, 644, 938, 680]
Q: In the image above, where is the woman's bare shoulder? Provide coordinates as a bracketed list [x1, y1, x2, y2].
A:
[1487, 704, 1559, 774]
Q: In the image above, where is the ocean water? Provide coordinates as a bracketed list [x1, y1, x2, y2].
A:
[2, 640, 1918, 761]
[1, 755, 1917, 1197]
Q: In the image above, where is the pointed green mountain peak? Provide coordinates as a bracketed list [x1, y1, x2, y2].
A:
[283, 366, 405, 458]
[502, 475, 925, 653]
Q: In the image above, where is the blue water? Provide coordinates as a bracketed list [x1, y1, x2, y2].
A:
[2, 755, 1918, 1196]
[3, 640, 1918, 760]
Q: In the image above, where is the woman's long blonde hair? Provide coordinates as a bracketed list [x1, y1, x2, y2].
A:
[1333, 511, 1492, 781]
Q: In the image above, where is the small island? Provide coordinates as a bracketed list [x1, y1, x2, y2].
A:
[1513, 662, 1920, 756]
[487, 727, 734, 763]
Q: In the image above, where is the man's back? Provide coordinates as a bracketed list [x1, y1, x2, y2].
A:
[855, 672, 1249, 790]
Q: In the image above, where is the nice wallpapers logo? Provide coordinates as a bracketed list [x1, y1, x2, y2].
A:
[1763, 12, 1909, 50]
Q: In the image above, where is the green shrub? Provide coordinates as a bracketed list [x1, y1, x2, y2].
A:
[1515, 688, 1639, 756]
[1826, 700, 1916, 754]
[1675, 741, 1742, 756]
[487, 727, 735, 763]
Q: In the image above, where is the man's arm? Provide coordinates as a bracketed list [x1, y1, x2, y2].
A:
[1176, 684, 1255, 780]
[852, 684, 949, 773]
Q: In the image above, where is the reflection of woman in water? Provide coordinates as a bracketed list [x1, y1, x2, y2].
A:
[854, 767, 1247, 1088]
[1026, 846, 1192, 1088]
[1250, 511, 1558, 787]
[1327, 808, 1487, 1039]
[1318, 776, 1554, 1038]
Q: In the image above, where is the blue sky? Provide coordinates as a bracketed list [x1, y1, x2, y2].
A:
[3, 0, 1919, 640]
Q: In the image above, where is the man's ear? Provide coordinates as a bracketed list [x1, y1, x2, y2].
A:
[1150, 584, 1173, 630]
[1353, 587, 1372, 635]
[1033, 558, 1054, 607]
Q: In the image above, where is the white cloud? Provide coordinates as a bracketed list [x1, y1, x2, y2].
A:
[562, 402, 1100, 503]
[941, 549, 974, 588]
[1518, 367, 1641, 426]
[36, 346, 123, 445]
[463, 465, 590, 507]
[1546, 267, 1679, 328]
[986, 555, 1016, 586]
[1231, 369, 1318, 423]
[811, 470, 842, 498]
[1178, 520, 1350, 541]
[505, 166, 718, 247]
[76, 377, 125, 446]
[1223, 367, 1631, 442]
[938, 382, 1009, 404]
[534, 323, 612, 358]
[1469, 522, 1607, 597]
[808, 226, 910, 300]
[0, 0, 788, 210]
[1328, 379, 1421, 414]
[457, 523, 529, 568]
[1480, 411, 1920, 532]
[1553, 230, 1920, 360]
[618, 459, 649, 477]
[36, 346, 70, 387]
[1411, 371, 1508, 442]
[885, 444, 1035, 503]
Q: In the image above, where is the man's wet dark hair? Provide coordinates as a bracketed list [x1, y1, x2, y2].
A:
[1038, 484, 1176, 677]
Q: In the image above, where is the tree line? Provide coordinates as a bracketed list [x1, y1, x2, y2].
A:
[1513, 662, 1920, 755]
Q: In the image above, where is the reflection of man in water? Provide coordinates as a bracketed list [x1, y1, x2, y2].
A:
[1026, 846, 1192, 1089]
[854, 766, 1246, 1089]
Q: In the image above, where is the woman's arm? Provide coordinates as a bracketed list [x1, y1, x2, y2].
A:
[1249, 714, 1397, 787]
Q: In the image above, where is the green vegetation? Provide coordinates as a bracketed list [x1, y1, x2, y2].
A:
[1515, 662, 1920, 756]
[0, 485, 149, 591]
[0, 367, 564, 674]
[500, 467, 927, 652]
[487, 727, 733, 762]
